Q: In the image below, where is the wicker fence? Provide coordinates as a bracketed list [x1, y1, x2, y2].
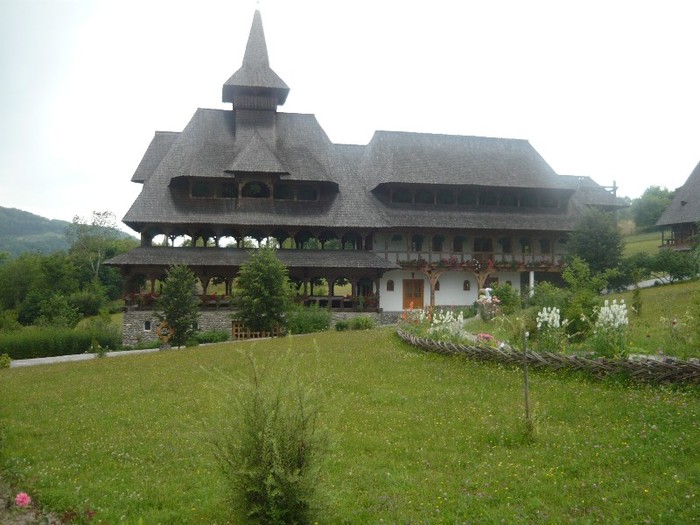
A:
[397, 328, 700, 385]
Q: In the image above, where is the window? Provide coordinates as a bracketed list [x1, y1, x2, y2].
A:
[463, 280, 471, 291]
[453, 236, 466, 252]
[432, 235, 444, 252]
[436, 189, 455, 204]
[191, 181, 215, 198]
[411, 235, 424, 252]
[479, 191, 498, 206]
[474, 237, 493, 252]
[392, 188, 412, 203]
[457, 191, 477, 205]
[298, 185, 318, 201]
[540, 238, 551, 254]
[499, 237, 512, 253]
[540, 193, 559, 208]
[386, 279, 394, 292]
[144, 320, 152, 331]
[242, 181, 270, 198]
[435, 280, 440, 291]
[520, 238, 532, 254]
[521, 193, 537, 208]
[221, 182, 237, 198]
[500, 193, 518, 207]
[415, 189, 434, 204]
[274, 184, 293, 200]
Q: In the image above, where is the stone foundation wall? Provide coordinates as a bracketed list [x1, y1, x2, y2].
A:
[122, 310, 234, 346]
[122, 309, 401, 346]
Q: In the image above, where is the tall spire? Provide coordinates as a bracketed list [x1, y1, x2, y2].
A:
[223, 10, 289, 109]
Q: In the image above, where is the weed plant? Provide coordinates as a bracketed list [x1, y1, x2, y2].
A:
[210, 353, 323, 524]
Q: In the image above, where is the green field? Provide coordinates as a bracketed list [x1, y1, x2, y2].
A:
[623, 231, 661, 257]
[1, 328, 698, 523]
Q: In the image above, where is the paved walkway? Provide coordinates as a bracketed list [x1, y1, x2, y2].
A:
[10, 348, 163, 368]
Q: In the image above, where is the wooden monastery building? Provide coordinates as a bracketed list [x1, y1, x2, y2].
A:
[107, 10, 623, 340]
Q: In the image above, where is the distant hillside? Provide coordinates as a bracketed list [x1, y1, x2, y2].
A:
[0, 206, 72, 256]
[0, 206, 135, 258]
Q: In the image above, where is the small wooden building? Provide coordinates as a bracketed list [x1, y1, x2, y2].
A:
[656, 161, 700, 251]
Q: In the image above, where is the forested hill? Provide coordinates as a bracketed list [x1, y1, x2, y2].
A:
[0, 206, 72, 256]
[0, 206, 135, 257]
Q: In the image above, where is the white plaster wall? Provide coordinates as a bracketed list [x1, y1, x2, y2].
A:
[379, 269, 523, 312]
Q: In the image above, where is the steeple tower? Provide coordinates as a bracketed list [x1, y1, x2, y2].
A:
[222, 10, 289, 110]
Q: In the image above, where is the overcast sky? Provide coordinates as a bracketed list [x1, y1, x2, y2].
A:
[1, 0, 698, 233]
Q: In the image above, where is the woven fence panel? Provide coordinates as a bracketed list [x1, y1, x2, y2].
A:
[231, 321, 281, 340]
[396, 328, 700, 385]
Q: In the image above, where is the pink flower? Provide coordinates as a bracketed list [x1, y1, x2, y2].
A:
[15, 492, 31, 507]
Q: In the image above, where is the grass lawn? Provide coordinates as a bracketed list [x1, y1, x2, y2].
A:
[1, 328, 698, 523]
[623, 231, 661, 257]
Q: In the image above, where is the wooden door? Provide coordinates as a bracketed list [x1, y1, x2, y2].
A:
[402, 279, 424, 309]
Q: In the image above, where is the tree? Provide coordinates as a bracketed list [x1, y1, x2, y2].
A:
[234, 245, 291, 333]
[66, 211, 120, 281]
[631, 186, 673, 231]
[651, 250, 698, 283]
[156, 265, 200, 347]
[567, 208, 623, 274]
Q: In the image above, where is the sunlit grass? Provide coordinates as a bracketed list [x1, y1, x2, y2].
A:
[623, 231, 660, 256]
[1, 329, 698, 523]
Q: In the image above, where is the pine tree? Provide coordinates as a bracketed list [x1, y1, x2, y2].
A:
[156, 264, 200, 347]
[235, 246, 291, 333]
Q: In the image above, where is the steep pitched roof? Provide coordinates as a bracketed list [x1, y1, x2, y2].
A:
[225, 131, 288, 174]
[222, 10, 289, 105]
[131, 131, 179, 183]
[657, 160, 700, 226]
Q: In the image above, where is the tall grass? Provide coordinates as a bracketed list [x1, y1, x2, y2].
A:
[0, 329, 698, 523]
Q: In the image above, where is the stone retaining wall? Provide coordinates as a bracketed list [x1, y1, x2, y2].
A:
[122, 309, 401, 346]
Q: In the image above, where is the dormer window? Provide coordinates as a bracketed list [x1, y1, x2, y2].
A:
[221, 182, 238, 198]
[274, 184, 293, 200]
[242, 181, 270, 198]
[298, 185, 318, 201]
[191, 181, 215, 198]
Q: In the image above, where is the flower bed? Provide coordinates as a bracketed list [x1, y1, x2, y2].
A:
[396, 327, 700, 385]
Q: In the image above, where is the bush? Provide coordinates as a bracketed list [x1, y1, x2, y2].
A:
[0, 326, 121, 360]
[212, 358, 323, 524]
[492, 282, 521, 314]
[193, 330, 230, 344]
[349, 316, 375, 330]
[285, 305, 331, 335]
[0, 353, 11, 369]
[334, 320, 349, 331]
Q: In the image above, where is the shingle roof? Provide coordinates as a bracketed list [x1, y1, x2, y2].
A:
[131, 131, 179, 183]
[123, 10, 619, 239]
[560, 175, 628, 210]
[106, 246, 399, 271]
[222, 10, 289, 105]
[657, 161, 700, 227]
[359, 131, 570, 189]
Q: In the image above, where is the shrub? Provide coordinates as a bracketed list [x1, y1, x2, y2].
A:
[334, 320, 349, 331]
[0, 353, 11, 369]
[285, 305, 331, 335]
[492, 282, 521, 314]
[528, 281, 569, 310]
[0, 326, 120, 360]
[212, 358, 323, 524]
[349, 316, 375, 330]
[193, 330, 230, 344]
